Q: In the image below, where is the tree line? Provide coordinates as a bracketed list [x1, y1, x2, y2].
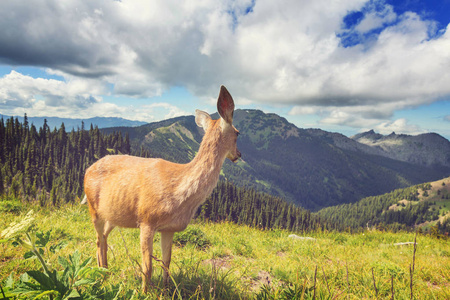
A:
[3, 116, 446, 235]
[198, 181, 324, 232]
[0, 115, 130, 206]
[317, 183, 449, 235]
[0, 116, 323, 233]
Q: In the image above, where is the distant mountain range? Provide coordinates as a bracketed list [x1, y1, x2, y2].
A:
[351, 130, 450, 167]
[0, 115, 146, 130]
[5, 111, 448, 210]
[101, 109, 450, 211]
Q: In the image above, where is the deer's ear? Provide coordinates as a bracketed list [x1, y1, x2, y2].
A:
[217, 85, 234, 124]
[195, 109, 212, 131]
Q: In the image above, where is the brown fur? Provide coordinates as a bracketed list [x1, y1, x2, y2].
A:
[83, 86, 240, 292]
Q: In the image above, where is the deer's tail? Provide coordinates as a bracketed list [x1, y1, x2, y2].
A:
[80, 195, 88, 205]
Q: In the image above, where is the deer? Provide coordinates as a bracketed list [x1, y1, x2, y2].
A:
[83, 85, 241, 292]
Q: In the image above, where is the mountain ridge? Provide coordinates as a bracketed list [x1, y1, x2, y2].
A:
[0, 115, 147, 130]
[9, 110, 447, 210]
[351, 129, 450, 167]
[101, 109, 450, 210]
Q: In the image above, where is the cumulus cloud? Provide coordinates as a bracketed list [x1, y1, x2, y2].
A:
[373, 118, 427, 135]
[141, 103, 190, 120]
[0, 71, 186, 122]
[0, 71, 104, 109]
[355, 3, 396, 33]
[0, 0, 449, 131]
[288, 99, 425, 129]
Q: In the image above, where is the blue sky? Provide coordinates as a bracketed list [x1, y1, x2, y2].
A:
[1, 0, 450, 140]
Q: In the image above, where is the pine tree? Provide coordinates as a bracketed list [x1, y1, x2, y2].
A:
[0, 167, 4, 195]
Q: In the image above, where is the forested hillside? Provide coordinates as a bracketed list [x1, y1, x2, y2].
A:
[104, 109, 450, 210]
[200, 181, 323, 232]
[317, 177, 450, 234]
[2, 115, 449, 235]
[102, 115, 203, 162]
[0, 116, 131, 205]
[0, 116, 323, 233]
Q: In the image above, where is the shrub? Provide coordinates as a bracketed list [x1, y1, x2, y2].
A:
[0, 199, 22, 214]
[173, 226, 211, 249]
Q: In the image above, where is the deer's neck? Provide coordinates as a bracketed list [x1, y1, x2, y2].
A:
[190, 129, 225, 185]
[179, 126, 225, 203]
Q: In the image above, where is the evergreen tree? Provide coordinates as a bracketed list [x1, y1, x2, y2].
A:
[0, 167, 3, 195]
[0, 117, 130, 206]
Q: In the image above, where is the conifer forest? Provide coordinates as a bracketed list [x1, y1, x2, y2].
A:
[0, 116, 322, 233]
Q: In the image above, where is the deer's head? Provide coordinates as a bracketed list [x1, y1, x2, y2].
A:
[195, 86, 241, 163]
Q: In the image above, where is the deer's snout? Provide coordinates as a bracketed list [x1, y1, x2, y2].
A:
[231, 149, 241, 163]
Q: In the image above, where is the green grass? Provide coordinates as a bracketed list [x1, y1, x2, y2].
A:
[1, 203, 449, 299]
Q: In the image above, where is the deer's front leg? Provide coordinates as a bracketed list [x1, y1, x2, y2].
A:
[93, 218, 108, 268]
[161, 231, 174, 286]
[140, 224, 155, 293]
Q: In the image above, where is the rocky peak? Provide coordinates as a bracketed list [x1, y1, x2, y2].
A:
[351, 130, 450, 167]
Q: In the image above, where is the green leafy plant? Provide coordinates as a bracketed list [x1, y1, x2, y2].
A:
[1, 210, 108, 299]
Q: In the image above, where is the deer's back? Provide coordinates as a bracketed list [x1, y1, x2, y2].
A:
[84, 155, 186, 228]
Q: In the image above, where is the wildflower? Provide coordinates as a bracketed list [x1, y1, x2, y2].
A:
[1, 210, 35, 239]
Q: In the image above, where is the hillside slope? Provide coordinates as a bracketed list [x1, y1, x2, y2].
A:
[102, 109, 450, 210]
[317, 177, 450, 232]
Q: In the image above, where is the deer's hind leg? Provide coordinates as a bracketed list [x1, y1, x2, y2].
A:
[161, 231, 174, 286]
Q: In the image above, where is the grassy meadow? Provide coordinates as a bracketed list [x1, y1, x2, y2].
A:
[1, 201, 449, 299]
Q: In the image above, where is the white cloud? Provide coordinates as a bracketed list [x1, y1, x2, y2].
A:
[289, 100, 409, 127]
[0, 71, 104, 109]
[141, 103, 190, 120]
[0, 70, 187, 122]
[289, 106, 322, 116]
[0, 0, 449, 134]
[355, 1, 397, 33]
[373, 118, 427, 135]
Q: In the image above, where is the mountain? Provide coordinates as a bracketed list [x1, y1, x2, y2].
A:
[0, 115, 146, 130]
[316, 176, 450, 233]
[102, 115, 203, 163]
[102, 109, 450, 210]
[351, 130, 450, 167]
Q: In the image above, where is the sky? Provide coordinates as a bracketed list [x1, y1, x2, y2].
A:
[1, 0, 450, 140]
